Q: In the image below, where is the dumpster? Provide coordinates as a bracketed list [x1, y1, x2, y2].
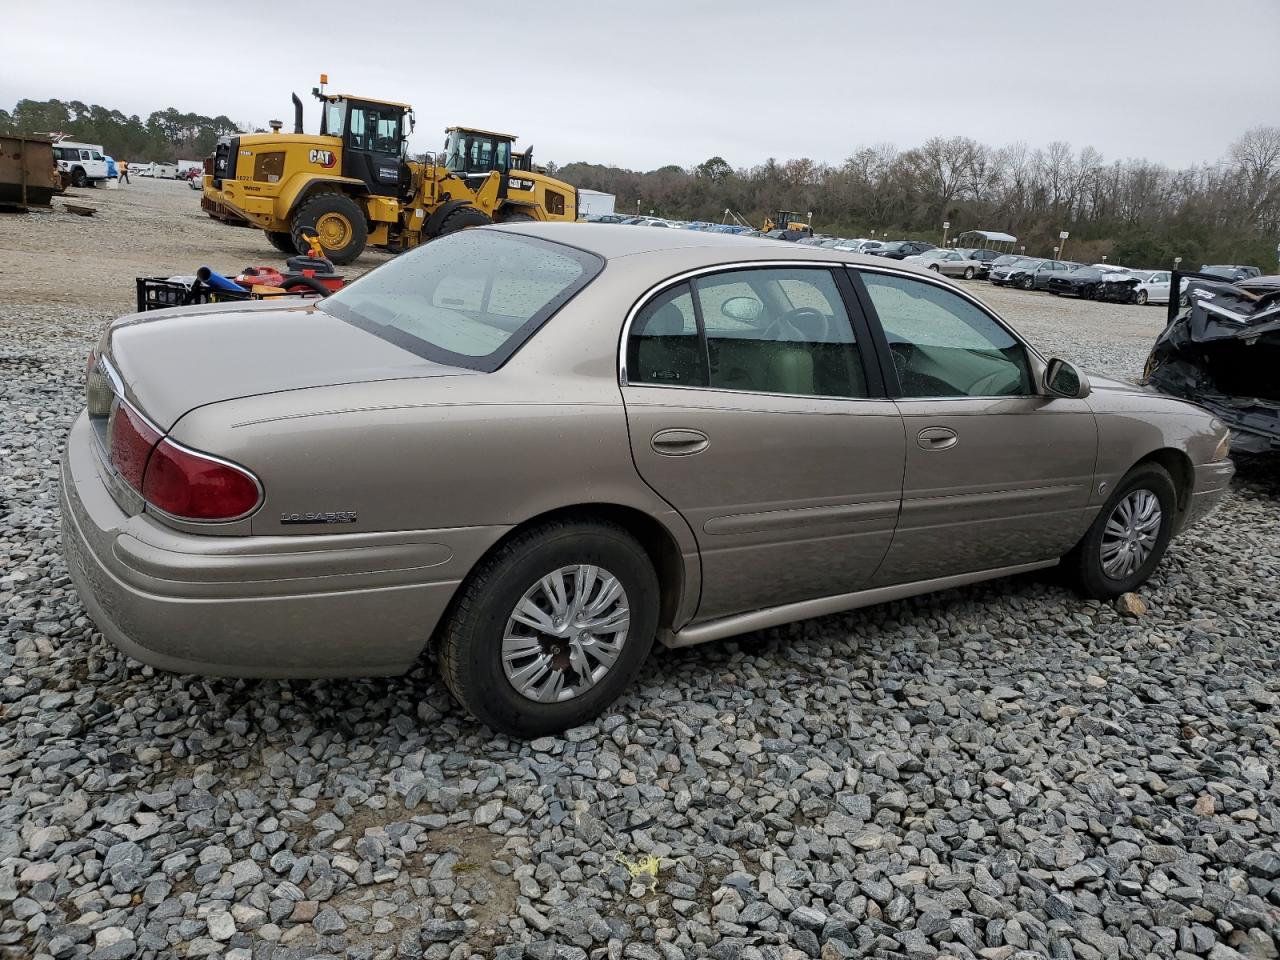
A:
[0, 135, 60, 210]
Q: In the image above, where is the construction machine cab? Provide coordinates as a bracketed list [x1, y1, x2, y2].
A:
[442, 126, 520, 182]
[314, 85, 414, 198]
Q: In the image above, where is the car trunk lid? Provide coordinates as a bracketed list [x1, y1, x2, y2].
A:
[103, 299, 478, 430]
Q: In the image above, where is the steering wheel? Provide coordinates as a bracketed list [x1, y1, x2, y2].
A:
[763, 307, 830, 342]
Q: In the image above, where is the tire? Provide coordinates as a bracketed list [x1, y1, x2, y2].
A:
[71, 167, 87, 188]
[280, 275, 331, 296]
[496, 209, 536, 223]
[437, 518, 660, 737]
[963, 266, 975, 279]
[1020, 274, 1035, 291]
[1135, 289, 1149, 305]
[929, 264, 940, 272]
[434, 205, 492, 238]
[290, 192, 367, 265]
[1083, 285, 1096, 300]
[266, 230, 299, 255]
[1066, 463, 1178, 599]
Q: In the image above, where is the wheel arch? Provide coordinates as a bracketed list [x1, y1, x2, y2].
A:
[1133, 447, 1194, 529]
[282, 175, 369, 221]
[438, 502, 694, 644]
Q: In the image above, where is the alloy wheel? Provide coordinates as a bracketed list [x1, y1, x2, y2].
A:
[501, 564, 630, 703]
[1100, 489, 1162, 579]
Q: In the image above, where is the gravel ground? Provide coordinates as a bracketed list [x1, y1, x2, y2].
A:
[2, 185, 1278, 960]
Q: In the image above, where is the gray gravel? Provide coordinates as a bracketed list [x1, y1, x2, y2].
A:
[2, 274, 1280, 960]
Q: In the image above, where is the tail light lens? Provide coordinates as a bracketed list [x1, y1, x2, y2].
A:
[109, 403, 162, 492]
[142, 439, 262, 521]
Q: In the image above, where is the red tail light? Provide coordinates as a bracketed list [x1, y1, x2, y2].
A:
[141, 439, 262, 521]
[109, 404, 162, 492]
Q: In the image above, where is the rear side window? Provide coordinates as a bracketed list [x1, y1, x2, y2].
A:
[627, 284, 704, 386]
[626, 267, 868, 399]
[319, 230, 601, 371]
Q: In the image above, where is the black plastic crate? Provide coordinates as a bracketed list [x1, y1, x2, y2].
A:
[134, 278, 314, 313]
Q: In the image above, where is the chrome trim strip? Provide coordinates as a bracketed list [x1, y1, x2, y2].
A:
[616, 257, 1048, 390]
[703, 499, 900, 535]
[660, 559, 1058, 649]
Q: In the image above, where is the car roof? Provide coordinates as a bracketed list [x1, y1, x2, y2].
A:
[490, 222, 938, 273]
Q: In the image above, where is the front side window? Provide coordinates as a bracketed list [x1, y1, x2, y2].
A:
[323, 100, 347, 137]
[859, 271, 1032, 398]
[319, 231, 601, 371]
[627, 267, 868, 399]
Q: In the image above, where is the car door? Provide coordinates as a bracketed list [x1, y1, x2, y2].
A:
[621, 265, 905, 622]
[852, 267, 1097, 585]
[1147, 271, 1171, 303]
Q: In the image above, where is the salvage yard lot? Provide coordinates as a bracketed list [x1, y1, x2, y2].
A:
[1, 179, 1278, 959]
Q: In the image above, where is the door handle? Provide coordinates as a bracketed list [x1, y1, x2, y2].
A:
[652, 428, 710, 457]
[917, 426, 958, 451]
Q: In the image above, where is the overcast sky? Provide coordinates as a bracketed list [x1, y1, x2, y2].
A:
[4, 0, 1278, 171]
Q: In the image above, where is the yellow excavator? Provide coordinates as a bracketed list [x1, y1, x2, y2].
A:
[201, 75, 579, 263]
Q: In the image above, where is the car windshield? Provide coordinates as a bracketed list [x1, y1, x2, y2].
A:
[318, 230, 602, 372]
[879, 241, 906, 251]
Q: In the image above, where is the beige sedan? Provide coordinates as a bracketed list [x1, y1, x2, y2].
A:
[904, 248, 985, 279]
[62, 225, 1234, 735]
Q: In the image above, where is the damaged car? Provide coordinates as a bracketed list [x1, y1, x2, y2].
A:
[1144, 272, 1280, 455]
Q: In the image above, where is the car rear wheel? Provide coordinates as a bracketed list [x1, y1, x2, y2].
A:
[1066, 463, 1177, 599]
[71, 167, 87, 188]
[437, 518, 659, 737]
[1136, 289, 1149, 305]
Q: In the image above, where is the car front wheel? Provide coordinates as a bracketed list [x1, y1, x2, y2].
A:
[437, 518, 659, 737]
[1067, 463, 1177, 599]
[1136, 289, 1149, 305]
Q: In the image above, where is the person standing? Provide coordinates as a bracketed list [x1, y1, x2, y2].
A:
[119, 160, 130, 185]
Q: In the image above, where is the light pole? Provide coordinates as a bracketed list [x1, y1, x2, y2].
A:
[1058, 230, 1070, 260]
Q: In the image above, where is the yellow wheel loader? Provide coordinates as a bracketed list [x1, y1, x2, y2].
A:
[201, 76, 579, 264]
[761, 210, 812, 236]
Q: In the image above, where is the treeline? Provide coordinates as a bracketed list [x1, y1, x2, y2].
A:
[0, 99, 242, 163]
[553, 127, 1280, 269]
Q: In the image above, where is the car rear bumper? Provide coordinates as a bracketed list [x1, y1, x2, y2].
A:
[60, 411, 505, 678]
[1183, 458, 1235, 530]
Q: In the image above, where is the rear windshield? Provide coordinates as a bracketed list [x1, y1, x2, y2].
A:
[319, 230, 602, 371]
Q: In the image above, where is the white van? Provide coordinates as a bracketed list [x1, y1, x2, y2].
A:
[53, 141, 110, 187]
[149, 162, 180, 179]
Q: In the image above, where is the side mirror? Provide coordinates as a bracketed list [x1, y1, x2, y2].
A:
[1044, 358, 1090, 399]
[721, 296, 764, 323]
